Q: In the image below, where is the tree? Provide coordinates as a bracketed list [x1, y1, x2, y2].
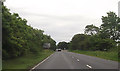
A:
[89, 36, 116, 51]
[2, 2, 56, 59]
[57, 41, 69, 50]
[100, 12, 120, 41]
[85, 24, 99, 36]
[70, 34, 91, 50]
[68, 12, 118, 51]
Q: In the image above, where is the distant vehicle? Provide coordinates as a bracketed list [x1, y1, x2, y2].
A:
[56, 49, 61, 51]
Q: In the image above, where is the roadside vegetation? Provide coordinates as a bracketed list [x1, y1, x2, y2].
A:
[2, 1, 56, 70]
[57, 11, 120, 62]
[70, 49, 118, 62]
[2, 2, 56, 60]
[3, 50, 54, 70]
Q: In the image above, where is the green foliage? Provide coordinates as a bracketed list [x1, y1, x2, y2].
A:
[2, 3, 56, 59]
[85, 24, 99, 35]
[70, 34, 91, 50]
[70, 34, 116, 51]
[57, 41, 69, 50]
[69, 11, 119, 51]
[100, 12, 120, 40]
[3, 50, 54, 69]
[71, 50, 118, 61]
[88, 36, 116, 51]
[42, 35, 56, 50]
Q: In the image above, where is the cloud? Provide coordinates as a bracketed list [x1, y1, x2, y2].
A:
[4, 0, 119, 43]
[6, 8, 102, 43]
[21, 13, 101, 43]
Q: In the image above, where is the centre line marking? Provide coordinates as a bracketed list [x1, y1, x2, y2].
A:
[86, 64, 92, 69]
[77, 59, 79, 62]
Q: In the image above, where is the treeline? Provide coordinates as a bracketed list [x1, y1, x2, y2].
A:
[2, 3, 56, 60]
[58, 12, 120, 52]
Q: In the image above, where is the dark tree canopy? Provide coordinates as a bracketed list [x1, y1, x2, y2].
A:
[68, 11, 119, 51]
[85, 24, 99, 36]
[57, 41, 69, 50]
[2, 3, 56, 59]
[100, 12, 120, 41]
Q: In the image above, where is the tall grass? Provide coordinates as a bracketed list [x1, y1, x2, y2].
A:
[3, 49, 54, 69]
[71, 49, 118, 62]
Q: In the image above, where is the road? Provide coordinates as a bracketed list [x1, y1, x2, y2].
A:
[32, 50, 118, 69]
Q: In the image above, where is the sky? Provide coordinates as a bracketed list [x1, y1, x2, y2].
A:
[4, 0, 119, 43]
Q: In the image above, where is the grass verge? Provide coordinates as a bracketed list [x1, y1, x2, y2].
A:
[70, 50, 119, 62]
[3, 49, 54, 70]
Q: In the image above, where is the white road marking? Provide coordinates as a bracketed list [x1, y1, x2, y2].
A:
[77, 59, 79, 62]
[86, 64, 92, 69]
[30, 53, 54, 71]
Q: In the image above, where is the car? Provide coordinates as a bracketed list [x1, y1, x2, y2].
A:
[58, 49, 61, 51]
[56, 49, 61, 51]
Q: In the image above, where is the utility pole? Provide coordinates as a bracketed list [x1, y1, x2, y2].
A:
[118, 1, 120, 17]
[118, 2, 120, 71]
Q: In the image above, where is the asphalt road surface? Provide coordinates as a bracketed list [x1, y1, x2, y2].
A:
[33, 50, 118, 69]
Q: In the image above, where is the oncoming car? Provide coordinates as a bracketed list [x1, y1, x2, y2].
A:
[56, 49, 61, 51]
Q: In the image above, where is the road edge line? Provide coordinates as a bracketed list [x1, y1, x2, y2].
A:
[77, 59, 80, 62]
[30, 53, 54, 71]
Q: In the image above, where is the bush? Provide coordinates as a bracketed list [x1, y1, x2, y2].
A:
[69, 34, 116, 51]
[95, 39, 116, 51]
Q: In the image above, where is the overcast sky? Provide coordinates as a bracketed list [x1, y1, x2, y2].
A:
[5, 0, 119, 43]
